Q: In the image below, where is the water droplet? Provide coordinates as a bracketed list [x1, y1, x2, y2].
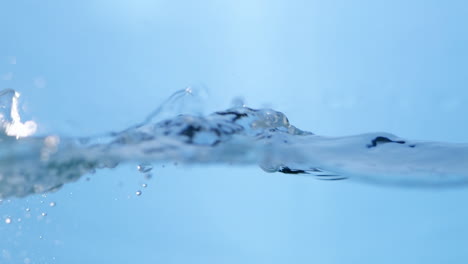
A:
[141, 183, 147, 188]
[25, 208, 30, 212]
[231, 97, 246, 107]
[41, 212, 47, 217]
[49, 202, 56, 207]
[5, 218, 11, 224]
[137, 163, 152, 173]
[135, 190, 142, 196]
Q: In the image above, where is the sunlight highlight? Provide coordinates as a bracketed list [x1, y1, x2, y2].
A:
[1, 91, 37, 139]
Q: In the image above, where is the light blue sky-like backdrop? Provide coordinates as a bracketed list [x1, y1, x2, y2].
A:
[1, 1, 468, 263]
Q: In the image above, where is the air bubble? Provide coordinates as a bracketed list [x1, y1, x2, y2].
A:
[137, 163, 153, 173]
[142, 183, 148, 188]
[41, 212, 47, 217]
[136, 190, 142, 196]
[25, 208, 30, 212]
[49, 202, 56, 207]
[5, 217, 11, 224]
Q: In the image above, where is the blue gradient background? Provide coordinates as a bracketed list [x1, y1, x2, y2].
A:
[1, 1, 468, 263]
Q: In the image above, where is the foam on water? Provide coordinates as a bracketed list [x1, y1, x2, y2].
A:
[1, 88, 468, 198]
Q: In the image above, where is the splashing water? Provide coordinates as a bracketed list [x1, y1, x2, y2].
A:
[0, 90, 37, 138]
[1, 88, 468, 198]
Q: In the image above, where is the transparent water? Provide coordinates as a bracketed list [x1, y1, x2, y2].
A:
[1, 1, 468, 264]
[1, 88, 468, 199]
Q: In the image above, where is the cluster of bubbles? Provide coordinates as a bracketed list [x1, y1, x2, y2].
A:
[1, 195, 57, 226]
[135, 163, 154, 196]
[0, 158, 165, 264]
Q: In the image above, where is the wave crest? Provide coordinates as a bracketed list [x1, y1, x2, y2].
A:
[1, 89, 468, 198]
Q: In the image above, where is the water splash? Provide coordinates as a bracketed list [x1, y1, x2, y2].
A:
[0, 89, 468, 198]
[0, 90, 37, 138]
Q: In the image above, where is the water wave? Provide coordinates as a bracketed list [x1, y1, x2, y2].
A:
[1, 88, 468, 198]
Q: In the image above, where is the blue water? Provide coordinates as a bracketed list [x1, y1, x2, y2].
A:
[1, 1, 468, 263]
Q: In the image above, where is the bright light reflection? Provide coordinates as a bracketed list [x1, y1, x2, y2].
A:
[2, 92, 37, 139]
